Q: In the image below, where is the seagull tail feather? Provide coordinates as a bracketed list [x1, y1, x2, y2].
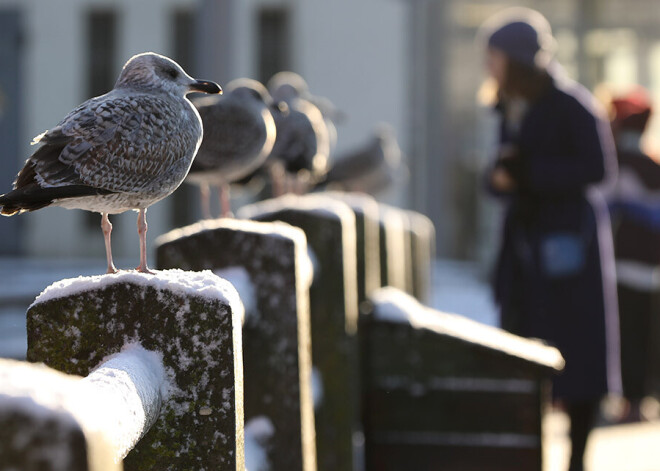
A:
[0, 185, 115, 216]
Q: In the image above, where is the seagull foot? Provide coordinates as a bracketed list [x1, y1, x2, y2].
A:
[136, 265, 156, 275]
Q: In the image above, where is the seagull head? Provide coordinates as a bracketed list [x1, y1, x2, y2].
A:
[226, 78, 273, 105]
[268, 71, 309, 104]
[115, 52, 222, 96]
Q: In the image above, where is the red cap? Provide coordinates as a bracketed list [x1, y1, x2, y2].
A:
[612, 87, 652, 133]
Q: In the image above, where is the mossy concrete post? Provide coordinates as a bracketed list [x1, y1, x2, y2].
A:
[360, 288, 564, 471]
[326, 192, 382, 306]
[239, 194, 359, 471]
[377, 204, 408, 291]
[154, 218, 316, 471]
[0, 359, 119, 471]
[26, 270, 245, 471]
[405, 211, 436, 304]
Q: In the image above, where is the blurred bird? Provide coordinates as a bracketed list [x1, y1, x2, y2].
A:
[186, 78, 277, 218]
[268, 71, 345, 154]
[0, 52, 221, 274]
[267, 72, 331, 194]
[315, 124, 406, 196]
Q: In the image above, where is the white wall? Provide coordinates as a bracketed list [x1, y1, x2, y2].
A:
[292, 0, 410, 158]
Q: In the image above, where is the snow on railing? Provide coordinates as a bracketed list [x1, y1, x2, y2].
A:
[0, 344, 166, 469]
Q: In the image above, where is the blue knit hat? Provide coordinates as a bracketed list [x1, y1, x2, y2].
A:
[481, 8, 556, 69]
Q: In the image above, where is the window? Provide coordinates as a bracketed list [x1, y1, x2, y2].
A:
[84, 10, 117, 230]
[87, 10, 117, 99]
[258, 7, 291, 84]
[170, 7, 198, 227]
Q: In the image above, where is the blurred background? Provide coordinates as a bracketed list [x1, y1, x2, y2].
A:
[5, 2, 660, 468]
[3, 0, 659, 351]
[2, 0, 660, 263]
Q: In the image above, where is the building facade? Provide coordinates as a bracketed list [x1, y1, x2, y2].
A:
[1, 0, 660, 263]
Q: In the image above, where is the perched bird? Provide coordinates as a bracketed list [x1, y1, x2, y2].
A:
[268, 71, 345, 155]
[267, 73, 331, 194]
[0, 52, 221, 273]
[186, 78, 276, 218]
[316, 124, 406, 196]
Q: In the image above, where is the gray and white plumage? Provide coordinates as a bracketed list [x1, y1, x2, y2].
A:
[186, 78, 276, 191]
[268, 71, 343, 156]
[270, 99, 330, 178]
[318, 124, 405, 196]
[267, 74, 330, 181]
[0, 52, 221, 272]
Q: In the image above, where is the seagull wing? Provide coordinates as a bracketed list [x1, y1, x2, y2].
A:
[22, 92, 197, 194]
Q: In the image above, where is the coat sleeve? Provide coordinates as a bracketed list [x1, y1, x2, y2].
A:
[523, 96, 617, 195]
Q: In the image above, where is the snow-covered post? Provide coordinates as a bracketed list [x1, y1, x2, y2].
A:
[239, 194, 360, 471]
[155, 218, 316, 471]
[405, 211, 436, 304]
[360, 288, 564, 471]
[377, 204, 409, 292]
[0, 358, 119, 471]
[26, 270, 245, 471]
[325, 192, 382, 305]
[0, 347, 165, 469]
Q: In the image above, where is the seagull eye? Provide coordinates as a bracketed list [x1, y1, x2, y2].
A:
[165, 68, 179, 80]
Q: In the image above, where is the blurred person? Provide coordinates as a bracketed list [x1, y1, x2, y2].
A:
[480, 8, 621, 471]
[608, 88, 660, 420]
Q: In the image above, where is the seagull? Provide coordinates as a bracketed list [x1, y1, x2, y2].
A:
[266, 75, 330, 195]
[315, 124, 406, 196]
[186, 78, 276, 218]
[0, 52, 221, 274]
[268, 71, 345, 156]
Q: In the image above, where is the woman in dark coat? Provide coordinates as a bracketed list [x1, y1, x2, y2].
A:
[481, 9, 621, 471]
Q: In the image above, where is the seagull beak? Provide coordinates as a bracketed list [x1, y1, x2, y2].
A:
[190, 80, 222, 95]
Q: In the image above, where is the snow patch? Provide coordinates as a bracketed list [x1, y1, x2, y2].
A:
[306, 246, 320, 285]
[311, 366, 324, 409]
[238, 193, 354, 223]
[369, 287, 565, 371]
[244, 416, 275, 471]
[213, 266, 254, 325]
[31, 269, 242, 317]
[324, 191, 378, 211]
[81, 342, 167, 460]
[156, 217, 308, 249]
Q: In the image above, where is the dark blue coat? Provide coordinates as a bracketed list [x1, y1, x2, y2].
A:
[492, 75, 621, 401]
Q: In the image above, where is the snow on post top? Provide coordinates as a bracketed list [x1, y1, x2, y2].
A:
[323, 191, 379, 212]
[31, 269, 242, 315]
[370, 287, 565, 371]
[237, 193, 355, 223]
[156, 216, 308, 249]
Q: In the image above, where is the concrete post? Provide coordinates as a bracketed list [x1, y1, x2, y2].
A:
[239, 194, 360, 471]
[326, 192, 382, 306]
[155, 218, 316, 471]
[26, 270, 245, 471]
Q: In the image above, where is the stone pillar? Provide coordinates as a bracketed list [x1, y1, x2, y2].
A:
[360, 287, 564, 471]
[27, 270, 244, 471]
[405, 211, 436, 304]
[239, 194, 359, 471]
[0, 359, 118, 471]
[155, 218, 316, 471]
[377, 204, 408, 291]
[325, 192, 382, 306]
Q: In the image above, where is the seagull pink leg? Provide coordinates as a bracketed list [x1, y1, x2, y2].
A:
[219, 183, 233, 218]
[269, 161, 286, 197]
[101, 213, 118, 274]
[136, 208, 154, 274]
[199, 183, 212, 220]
